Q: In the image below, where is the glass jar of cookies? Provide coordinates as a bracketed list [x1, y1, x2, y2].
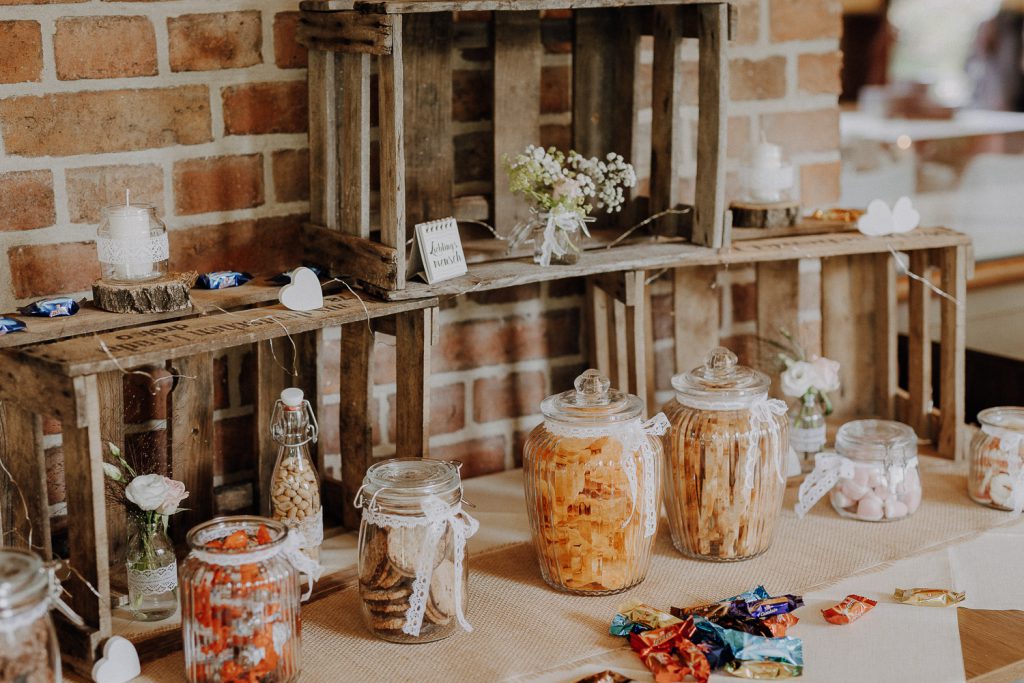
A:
[0, 549, 62, 683]
[522, 369, 668, 595]
[269, 388, 322, 562]
[355, 458, 479, 643]
[969, 407, 1024, 513]
[180, 517, 315, 683]
[661, 347, 789, 561]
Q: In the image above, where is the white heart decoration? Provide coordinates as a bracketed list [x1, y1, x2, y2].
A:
[857, 196, 919, 236]
[91, 636, 141, 683]
[279, 267, 324, 311]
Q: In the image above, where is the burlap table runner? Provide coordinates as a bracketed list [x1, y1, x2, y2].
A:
[130, 457, 1019, 682]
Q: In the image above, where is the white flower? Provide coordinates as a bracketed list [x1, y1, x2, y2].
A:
[125, 474, 170, 512]
[780, 361, 816, 398]
[156, 478, 189, 515]
[102, 462, 123, 482]
[552, 177, 581, 201]
[810, 356, 841, 392]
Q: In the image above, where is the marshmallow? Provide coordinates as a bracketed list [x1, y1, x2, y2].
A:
[856, 494, 884, 521]
[839, 479, 869, 501]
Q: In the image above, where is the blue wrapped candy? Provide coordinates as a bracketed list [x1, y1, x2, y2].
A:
[695, 617, 803, 668]
[19, 297, 79, 317]
[0, 317, 26, 335]
[196, 271, 253, 290]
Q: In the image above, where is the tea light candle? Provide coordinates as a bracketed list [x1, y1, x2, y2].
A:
[107, 192, 152, 279]
[746, 140, 794, 203]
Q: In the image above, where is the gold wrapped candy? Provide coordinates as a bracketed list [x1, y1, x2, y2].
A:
[893, 588, 965, 607]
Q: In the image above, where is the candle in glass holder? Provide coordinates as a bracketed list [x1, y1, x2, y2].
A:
[106, 204, 152, 279]
[744, 141, 794, 203]
[97, 191, 168, 283]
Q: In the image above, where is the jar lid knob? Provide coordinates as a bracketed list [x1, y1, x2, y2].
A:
[703, 347, 737, 377]
[574, 369, 611, 406]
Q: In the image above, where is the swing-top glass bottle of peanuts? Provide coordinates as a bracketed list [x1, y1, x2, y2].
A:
[269, 388, 323, 562]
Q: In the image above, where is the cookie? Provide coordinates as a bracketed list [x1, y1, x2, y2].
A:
[369, 613, 406, 631]
[367, 564, 405, 590]
[387, 522, 448, 576]
[359, 529, 389, 584]
[424, 599, 451, 626]
[429, 559, 456, 616]
[372, 600, 411, 614]
[362, 584, 412, 603]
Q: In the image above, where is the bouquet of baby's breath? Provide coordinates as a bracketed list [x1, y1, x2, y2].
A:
[504, 145, 636, 266]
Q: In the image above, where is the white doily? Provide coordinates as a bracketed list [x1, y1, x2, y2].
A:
[191, 525, 323, 600]
[280, 508, 324, 548]
[544, 413, 669, 538]
[359, 495, 479, 637]
[97, 234, 169, 265]
[127, 563, 178, 597]
[982, 425, 1024, 515]
[796, 452, 920, 518]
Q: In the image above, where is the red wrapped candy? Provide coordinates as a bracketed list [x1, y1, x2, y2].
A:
[822, 594, 877, 625]
[629, 620, 710, 683]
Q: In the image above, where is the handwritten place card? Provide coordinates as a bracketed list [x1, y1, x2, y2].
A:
[407, 217, 468, 284]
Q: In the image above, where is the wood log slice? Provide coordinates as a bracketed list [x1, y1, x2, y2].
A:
[730, 200, 801, 229]
[92, 272, 197, 314]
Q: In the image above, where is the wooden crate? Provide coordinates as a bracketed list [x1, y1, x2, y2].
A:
[0, 287, 437, 674]
[298, 0, 735, 297]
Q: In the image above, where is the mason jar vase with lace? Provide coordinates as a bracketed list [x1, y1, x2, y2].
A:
[125, 515, 178, 621]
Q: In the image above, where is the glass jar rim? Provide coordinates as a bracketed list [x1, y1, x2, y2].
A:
[0, 549, 48, 614]
[835, 419, 918, 461]
[978, 406, 1024, 432]
[102, 202, 156, 214]
[186, 515, 288, 554]
[359, 458, 462, 507]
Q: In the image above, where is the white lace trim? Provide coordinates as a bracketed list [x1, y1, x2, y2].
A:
[127, 563, 178, 597]
[361, 498, 480, 637]
[791, 425, 826, 453]
[982, 425, 1024, 515]
[190, 526, 324, 601]
[97, 234, 169, 266]
[796, 452, 921, 518]
[543, 413, 669, 538]
[281, 508, 324, 548]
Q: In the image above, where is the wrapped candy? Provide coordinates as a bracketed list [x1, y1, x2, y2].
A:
[0, 317, 26, 335]
[574, 671, 632, 683]
[729, 595, 803, 619]
[611, 602, 681, 636]
[717, 629, 803, 668]
[893, 588, 965, 607]
[19, 297, 79, 317]
[196, 271, 253, 289]
[821, 594, 876, 624]
[671, 586, 772, 620]
[724, 661, 803, 679]
[629, 621, 710, 683]
[761, 613, 799, 638]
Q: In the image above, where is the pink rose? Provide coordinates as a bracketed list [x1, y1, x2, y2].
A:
[810, 356, 841, 393]
[156, 477, 189, 516]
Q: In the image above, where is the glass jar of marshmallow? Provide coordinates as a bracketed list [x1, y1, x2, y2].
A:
[829, 420, 921, 522]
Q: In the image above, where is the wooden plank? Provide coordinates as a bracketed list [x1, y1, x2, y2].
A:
[649, 6, 684, 237]
[585, 279, 610, 375]
[61, 374, 111, 651]
[756, 260, 803, 400]
[303, 0, 721, 13]
[377, 14, 407, 289]
[623, 271, 648, 412]
[307, 49, 339, 229]
[97, 372, 126, 582]
[403, 13, 453, 230]
[395, 308, 431, 458]
[168, 353, 215, 548]
[0, 353, 77, 421]
[673, 266, 718, 376]
[0, 402, 50, 556]
[339, 322, 374, 529]
[340, 52, 371, 238]
[874, 253, 898, 420]
[18, 293, 435, 377]
[493, 11, 542, 232]
[938, 245, 968, 460]
[255, 340, 292, 516]
[960, 608, 1024, 681]
[297, 11, 393, 55]
[377, 227, 972, 301]
[693, 2, 728, 248]
[906, 250, 934, 439]
[304, 224, 399, 290]
[821, 254, 880, 418]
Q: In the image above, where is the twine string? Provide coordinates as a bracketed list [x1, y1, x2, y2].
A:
[888, 244, 962, 307]
[97, 339, 195, 393]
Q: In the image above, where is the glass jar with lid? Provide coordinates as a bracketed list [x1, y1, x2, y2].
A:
[968, 407, 1024, 512]
[180, 516, 312, 683]
[796, 420, 921, 522]
[661, 347, 789, 561]
[355, 458, 479, 643]
[522, 369, 668, 594]
[0, 549, 62, 683]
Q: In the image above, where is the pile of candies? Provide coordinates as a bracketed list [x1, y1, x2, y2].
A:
[609, 587, 805, 680]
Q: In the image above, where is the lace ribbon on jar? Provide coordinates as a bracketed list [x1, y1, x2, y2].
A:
[796, 451, 921, 518]
[127, 563, 178, 597]
[356, 492, 480, 637]
[191, 527, 323, 600]
[544, 414, 670, 538]
[981, 424, 1024, 515]
[96, 234, 169, 265]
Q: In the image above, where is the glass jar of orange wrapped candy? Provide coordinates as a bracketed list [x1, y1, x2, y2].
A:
[180, 516, 320, 683]
[523, 369, 668, 595]
[969, 407, 1024, 513]
[661, 348, 789, 561]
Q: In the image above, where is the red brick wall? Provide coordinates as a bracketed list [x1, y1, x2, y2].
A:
[0, 2, 842, 519]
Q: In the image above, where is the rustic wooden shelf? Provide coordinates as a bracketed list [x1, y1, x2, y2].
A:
[300, 0, 730, 13]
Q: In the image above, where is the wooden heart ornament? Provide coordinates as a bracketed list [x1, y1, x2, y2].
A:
[857, 196, 920, 236]
[279, 267, 324, 311]
[91, 636, 141, 683]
